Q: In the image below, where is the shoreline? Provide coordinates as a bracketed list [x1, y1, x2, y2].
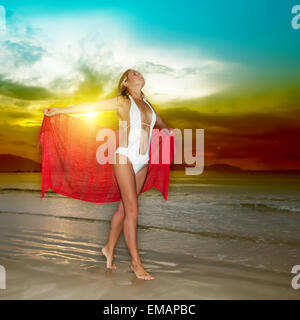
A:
[1, 249, 299, 300]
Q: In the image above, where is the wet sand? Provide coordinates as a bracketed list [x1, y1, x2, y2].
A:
[1, 249, 299, 300]
[0, 172, 300, 300]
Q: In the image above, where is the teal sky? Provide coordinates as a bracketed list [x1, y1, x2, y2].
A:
[3, 0, 300, 80]
[1, 0, 300, 169]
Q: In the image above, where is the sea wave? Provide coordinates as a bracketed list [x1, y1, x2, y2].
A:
[0, 210, 299, 246]
[237, 202, 300, 214]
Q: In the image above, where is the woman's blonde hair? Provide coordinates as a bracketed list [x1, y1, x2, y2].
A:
[118, 69, 146, 100]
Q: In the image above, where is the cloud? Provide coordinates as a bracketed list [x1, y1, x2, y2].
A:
[71, 64, 106, 100]
[1, 6, 299, 169]
[2, 39, 45, 67]
[0, 74, 55, 100]
[0, 7, 236, 103]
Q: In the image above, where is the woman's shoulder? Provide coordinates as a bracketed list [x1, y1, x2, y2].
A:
[116, 94, 130, 107]
[115, 95, 130, 117]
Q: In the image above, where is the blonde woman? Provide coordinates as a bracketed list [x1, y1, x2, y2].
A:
[44, 69, 173, 280]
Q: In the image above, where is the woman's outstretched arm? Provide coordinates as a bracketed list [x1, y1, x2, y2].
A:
[44, 95, 125, 116]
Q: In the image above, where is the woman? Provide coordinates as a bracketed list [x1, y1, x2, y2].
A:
[44, 69, 173, 280]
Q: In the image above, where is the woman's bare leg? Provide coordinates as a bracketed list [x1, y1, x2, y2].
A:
[112, 155, 154, 280]
[101, 164, 149, 269]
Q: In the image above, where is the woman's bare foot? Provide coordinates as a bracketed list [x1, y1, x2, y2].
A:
[100, 246, 117, 270]
[130, 262, 155, 280]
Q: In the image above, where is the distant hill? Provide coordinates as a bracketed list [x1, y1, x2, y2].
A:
[1, 154, 300, 174]
[172, 163, 300, 174]
[0, 154, 41, 172]
[205, 163, 244, 172]
[172, 163, 244, 172]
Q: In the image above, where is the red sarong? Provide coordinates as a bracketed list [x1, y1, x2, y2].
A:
[38, 114, 175, 202]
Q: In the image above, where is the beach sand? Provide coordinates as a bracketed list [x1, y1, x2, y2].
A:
[1, 248, 299, 300]
[0, 172, 300, 299]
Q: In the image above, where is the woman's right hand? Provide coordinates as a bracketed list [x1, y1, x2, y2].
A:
[44, 107, 60, 117]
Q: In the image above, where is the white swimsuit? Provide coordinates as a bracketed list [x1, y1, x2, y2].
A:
[115, 94, 157, 174]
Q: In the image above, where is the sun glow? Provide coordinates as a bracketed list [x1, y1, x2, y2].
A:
[69, 112, 98, 119]
[86, 112, 97, 119]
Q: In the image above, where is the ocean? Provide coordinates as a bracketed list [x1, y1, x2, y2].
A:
[0, 171, 299, 299]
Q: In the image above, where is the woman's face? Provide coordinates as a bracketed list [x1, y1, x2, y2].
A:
[125, 70, 145, 88]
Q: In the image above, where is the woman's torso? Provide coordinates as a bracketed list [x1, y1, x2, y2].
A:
[116, 94, 157, 155]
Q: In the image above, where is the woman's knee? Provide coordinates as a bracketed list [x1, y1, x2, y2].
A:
[114, 207, 125, 218]
[123, 202, 138, 219]
[116, 200, 125, 213]
[124, 212, 138, 221]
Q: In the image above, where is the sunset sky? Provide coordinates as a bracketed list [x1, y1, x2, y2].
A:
[1, 0, 300, 170]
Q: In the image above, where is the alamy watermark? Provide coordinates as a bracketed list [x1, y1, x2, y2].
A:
[291, 265, 300, 290]
[291, 5, 300, 29]
[0, 264, 6, 289]
[95, 123, 204, 175]
[0, 5, 6, 32]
